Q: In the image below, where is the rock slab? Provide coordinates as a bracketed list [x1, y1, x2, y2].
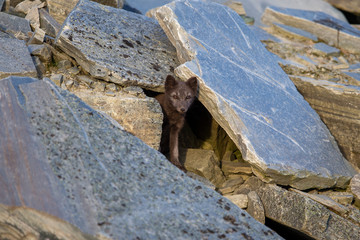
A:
[0, 37, 37, 78]
[0, 76, 281, 239]
[291, 76, 360, 170]
[56, 0, 179, 91]
[151, 0, 356, 190]
[262, 6, 360, 54]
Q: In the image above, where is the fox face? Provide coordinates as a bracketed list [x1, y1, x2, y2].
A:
[165, 75, 198, 114]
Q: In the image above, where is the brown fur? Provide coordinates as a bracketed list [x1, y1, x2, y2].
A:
[155, 75, 198, 170]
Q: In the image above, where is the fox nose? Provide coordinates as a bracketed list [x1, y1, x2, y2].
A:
[180, 107, 186, 113]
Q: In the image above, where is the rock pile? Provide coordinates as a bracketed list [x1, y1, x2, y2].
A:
[1, 0, 360, 239]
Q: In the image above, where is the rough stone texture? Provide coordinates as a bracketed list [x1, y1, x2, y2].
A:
[14, 0, 43, 15]
[47, 0, 124, 24]
[28, 43, 53, 63]
[219, 177, 244, 194]
[239, 0, 347, 26]
[73, 88, 163, 149]
[313, 42, 340, 56]
[0, 37, 37, 78]
[222, 160, 253, 175]
[181, 149, 226, 188]
[262, 6, 360, 54]
[56, 0, 179, 92]
[271, 23, 318, 42]
[290, 76, 360, 170]
[224, 194, 248, 209]
[152, 0, 356, 190]
[324, 0, 360, 15]
[0, 76, 281, 239]
[39, 8, 61, 38]
[0, 12, 31, 35]
[351, 174, 360, 207]
[247, 191, 265, 224]
[0, 204, 99, 240]
[291, 188, 349, 216]
[257, 184, 360, 240]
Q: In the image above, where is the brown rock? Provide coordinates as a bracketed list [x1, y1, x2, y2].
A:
[291, 76, 360, 170]
[324, 0, 360, 15]
[73, 89, 163, 149]
[351, 174, 360, 207]
[224, 194, 248, 209]
[247, 191, 265, 224]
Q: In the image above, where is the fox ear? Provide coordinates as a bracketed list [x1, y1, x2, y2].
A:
[165, 75, 177, 91]
[186, 77, 198, 92]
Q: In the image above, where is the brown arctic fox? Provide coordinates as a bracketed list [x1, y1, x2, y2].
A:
[155, 75, 198, 170]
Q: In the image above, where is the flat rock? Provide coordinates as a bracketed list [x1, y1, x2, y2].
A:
[290, 76, 360, 170]
[73, 88, 163, 149]
[271, 23, 318, 42]
[262, 6, 360, 54]
[257, 184, 360, 239]
[56, 0, 179, 91]
[313, 42, 340, 56]
[0, 12, 31, 35]
[238, 0, 347, 26]
[0, 204, 99, 240]
[0, 37, 37, 78]
[0, 76, 281, 239]
[47, 0, 124, 24]
[151, 0, 356, 190]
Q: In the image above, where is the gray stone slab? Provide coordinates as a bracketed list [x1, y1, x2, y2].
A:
[0, 12, 31, 35]
[313, 42, 340, 56]
[239, 0, 347, 26]
[262, 6, 360, 54]
[152, 0, 356, 190]
[342, 71, 360, 86]
[273, 23, 318, 41]
[56, 0, 179, 91]
[0, 76, 282, 239]
[0, 38, 37, 78]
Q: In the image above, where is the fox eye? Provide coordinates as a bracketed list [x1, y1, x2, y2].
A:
[172, 95, 179, 99]
[185, 95, 191, 100]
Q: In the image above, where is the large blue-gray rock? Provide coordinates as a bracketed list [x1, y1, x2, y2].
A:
[0, 12, 31, 35]
[0, 76, 281, 239]
[262, 6, 360, 54]
[0, 37, 37, 78]
[151, 0, 356, 190]
[56, 0, 178, 91]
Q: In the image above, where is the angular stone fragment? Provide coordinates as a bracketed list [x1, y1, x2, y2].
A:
[247, 191, 265, 224]
[324, 0, 360, 16]
[262, 6, 360, 54]
[73, 89, 163, 149]
[39, 8, 61, 38]
[14, 0, 42, 15]
[271, 23, 318, 42]
[182, 149, 226, 188]
[28, 43, 52, 63]
[0, 12, 31, 35]
[221, 161, 253, 175]
[27, 27, 45, 44]
[56, 0, 179, 91]
[219, 177, 244, 194]
[0, 0, 4, 10]
[152, 0, 356, 190]
[0, 38, 37, 78]
[257, 184, 360, 239]
[291, 76, 360, 170]
[224, 194, 248, 209]
[47, 0, 124, 24]
[0, 76, 281, 239]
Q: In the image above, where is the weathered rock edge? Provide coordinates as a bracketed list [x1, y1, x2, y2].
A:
[150, 0, 356, 190]
[0, 76, 281, 239]
[55, 0, 179, 92]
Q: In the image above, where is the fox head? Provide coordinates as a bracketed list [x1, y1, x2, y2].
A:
[165, 75, 198, 114]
